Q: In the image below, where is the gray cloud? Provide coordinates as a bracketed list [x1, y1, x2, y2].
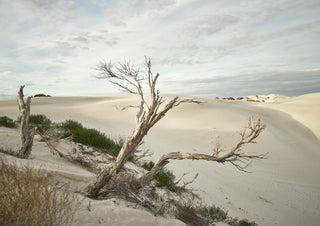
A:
[144, 0, 177, 10]
[163, 70, 320, 97]
[91, 0, 108, 7]
[185, 14, 239, 36]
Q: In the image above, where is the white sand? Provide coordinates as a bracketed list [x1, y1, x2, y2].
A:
[1, 93, 320, 226]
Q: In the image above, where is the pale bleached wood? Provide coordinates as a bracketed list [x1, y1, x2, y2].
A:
[17, 85, 35, 159]
[87, 58, 201, 198]
[138, 118, 267, 185]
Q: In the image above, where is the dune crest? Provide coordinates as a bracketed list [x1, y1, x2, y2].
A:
[1, 93, 320, 226]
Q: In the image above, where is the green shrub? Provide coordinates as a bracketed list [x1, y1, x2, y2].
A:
[61, 120, 83, 131]
[17, 114, 52, 133]
[200, 205, 257, 225]
[142, 161, 175, 187]
[202, 205, 228, 221]
[155, 168, 175, 187]
[141, 161, 155, 171]
[61, 120, 122, 157]
[226, 218, 258, 226]
[0, 157, 76, 225]
[0, 116, 16, 128]
[34, 94, 51, 97]
[30, 114, 52, 133]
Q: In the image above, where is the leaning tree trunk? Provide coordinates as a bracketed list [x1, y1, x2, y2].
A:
[87, 122, 147, 198]
[17, 86, 35, 159]
[87, 57, 202, 198]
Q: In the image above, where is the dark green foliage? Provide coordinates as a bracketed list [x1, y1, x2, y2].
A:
[16, 114, 52, 133]
[34, 94, 51, 97]
[29, 114, 52, 127]
[226, 218, 258, 226]
[27, 114, 52, 133]
[61, 120, 122, 157]
[0, 116, 16, 128]
[200, 205, 258, 226]
[202, 205, 228, 221]
[61, 120, 83, 131]
[155, 168, 175, 187]
[142, 161, 175, 187]
[141, 161, 155, 171]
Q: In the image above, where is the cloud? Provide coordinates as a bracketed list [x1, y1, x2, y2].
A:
[0, 71, 11, 79]
[91, 0, 108, 7]
[0, 0, 319, 99]
[163, 70, 320, 97]
[144, 0, 177, 10]
[185, 14, 239, 36]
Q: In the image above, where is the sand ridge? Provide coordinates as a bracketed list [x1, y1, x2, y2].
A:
[1, 93, 320, 226]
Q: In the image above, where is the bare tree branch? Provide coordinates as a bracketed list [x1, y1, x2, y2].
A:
[87, 57, 202, 198]
[138, 118, 267, 184]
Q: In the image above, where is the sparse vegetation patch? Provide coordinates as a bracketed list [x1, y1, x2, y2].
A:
[0, 116, 16, 128]
[0, 157, 76, 226]
[61, 120, 122, 157]
[142, 161, 175, 187]
[34, 93, 51, 97]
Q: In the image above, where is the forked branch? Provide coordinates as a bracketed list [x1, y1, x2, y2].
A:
[139, 118, 267, 184]
[87, 57, 202, 198]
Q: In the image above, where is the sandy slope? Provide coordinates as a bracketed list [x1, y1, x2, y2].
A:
[1, 93, 320, 226]
[0, 128, 185, 226]
[257, 93, 320, 139]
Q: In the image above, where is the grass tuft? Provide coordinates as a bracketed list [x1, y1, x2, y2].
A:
[0, 157, 76, 226]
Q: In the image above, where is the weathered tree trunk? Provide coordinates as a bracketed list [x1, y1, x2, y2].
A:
[86, 57, 201, 197]
[87, 122, 147, 197]
[17, 86, 35, 159]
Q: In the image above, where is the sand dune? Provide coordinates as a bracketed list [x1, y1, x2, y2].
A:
[1, 93, 320, 226]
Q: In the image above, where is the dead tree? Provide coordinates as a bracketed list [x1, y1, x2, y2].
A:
[87, 57, 201, 198]
[17, 85, 35, 159]
[139, 118, 267, 185]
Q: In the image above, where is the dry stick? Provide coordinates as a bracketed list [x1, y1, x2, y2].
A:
[36, 132, 65, 157]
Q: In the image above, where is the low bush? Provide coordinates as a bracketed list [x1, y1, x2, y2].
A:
[0, 157, 76, 225]
[0, 116, 16, 128]
[201, 205, 228, 221]
[226, 218, 258, 226]
[61, 120, 122, 157]
[142, 161, 175, 187]
[141, 161, 155, 171]
[34, 94, 51, 97]
[155, 168, 175, 187]
[17, 114, 52, 133]
[201, 204, 258, 226]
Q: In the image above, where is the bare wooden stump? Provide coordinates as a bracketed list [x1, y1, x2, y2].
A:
[17, 85, 34, 159]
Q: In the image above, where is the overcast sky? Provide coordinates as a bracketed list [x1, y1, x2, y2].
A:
[0, 0, 320, 99]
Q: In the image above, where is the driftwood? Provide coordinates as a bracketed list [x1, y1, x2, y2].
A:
[87, 57, 266, 198]
[16, 86, 35, 159]
[139, 118, 266, 185]
[36, 132, 65, 157]
[87, 58, 201, 198]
